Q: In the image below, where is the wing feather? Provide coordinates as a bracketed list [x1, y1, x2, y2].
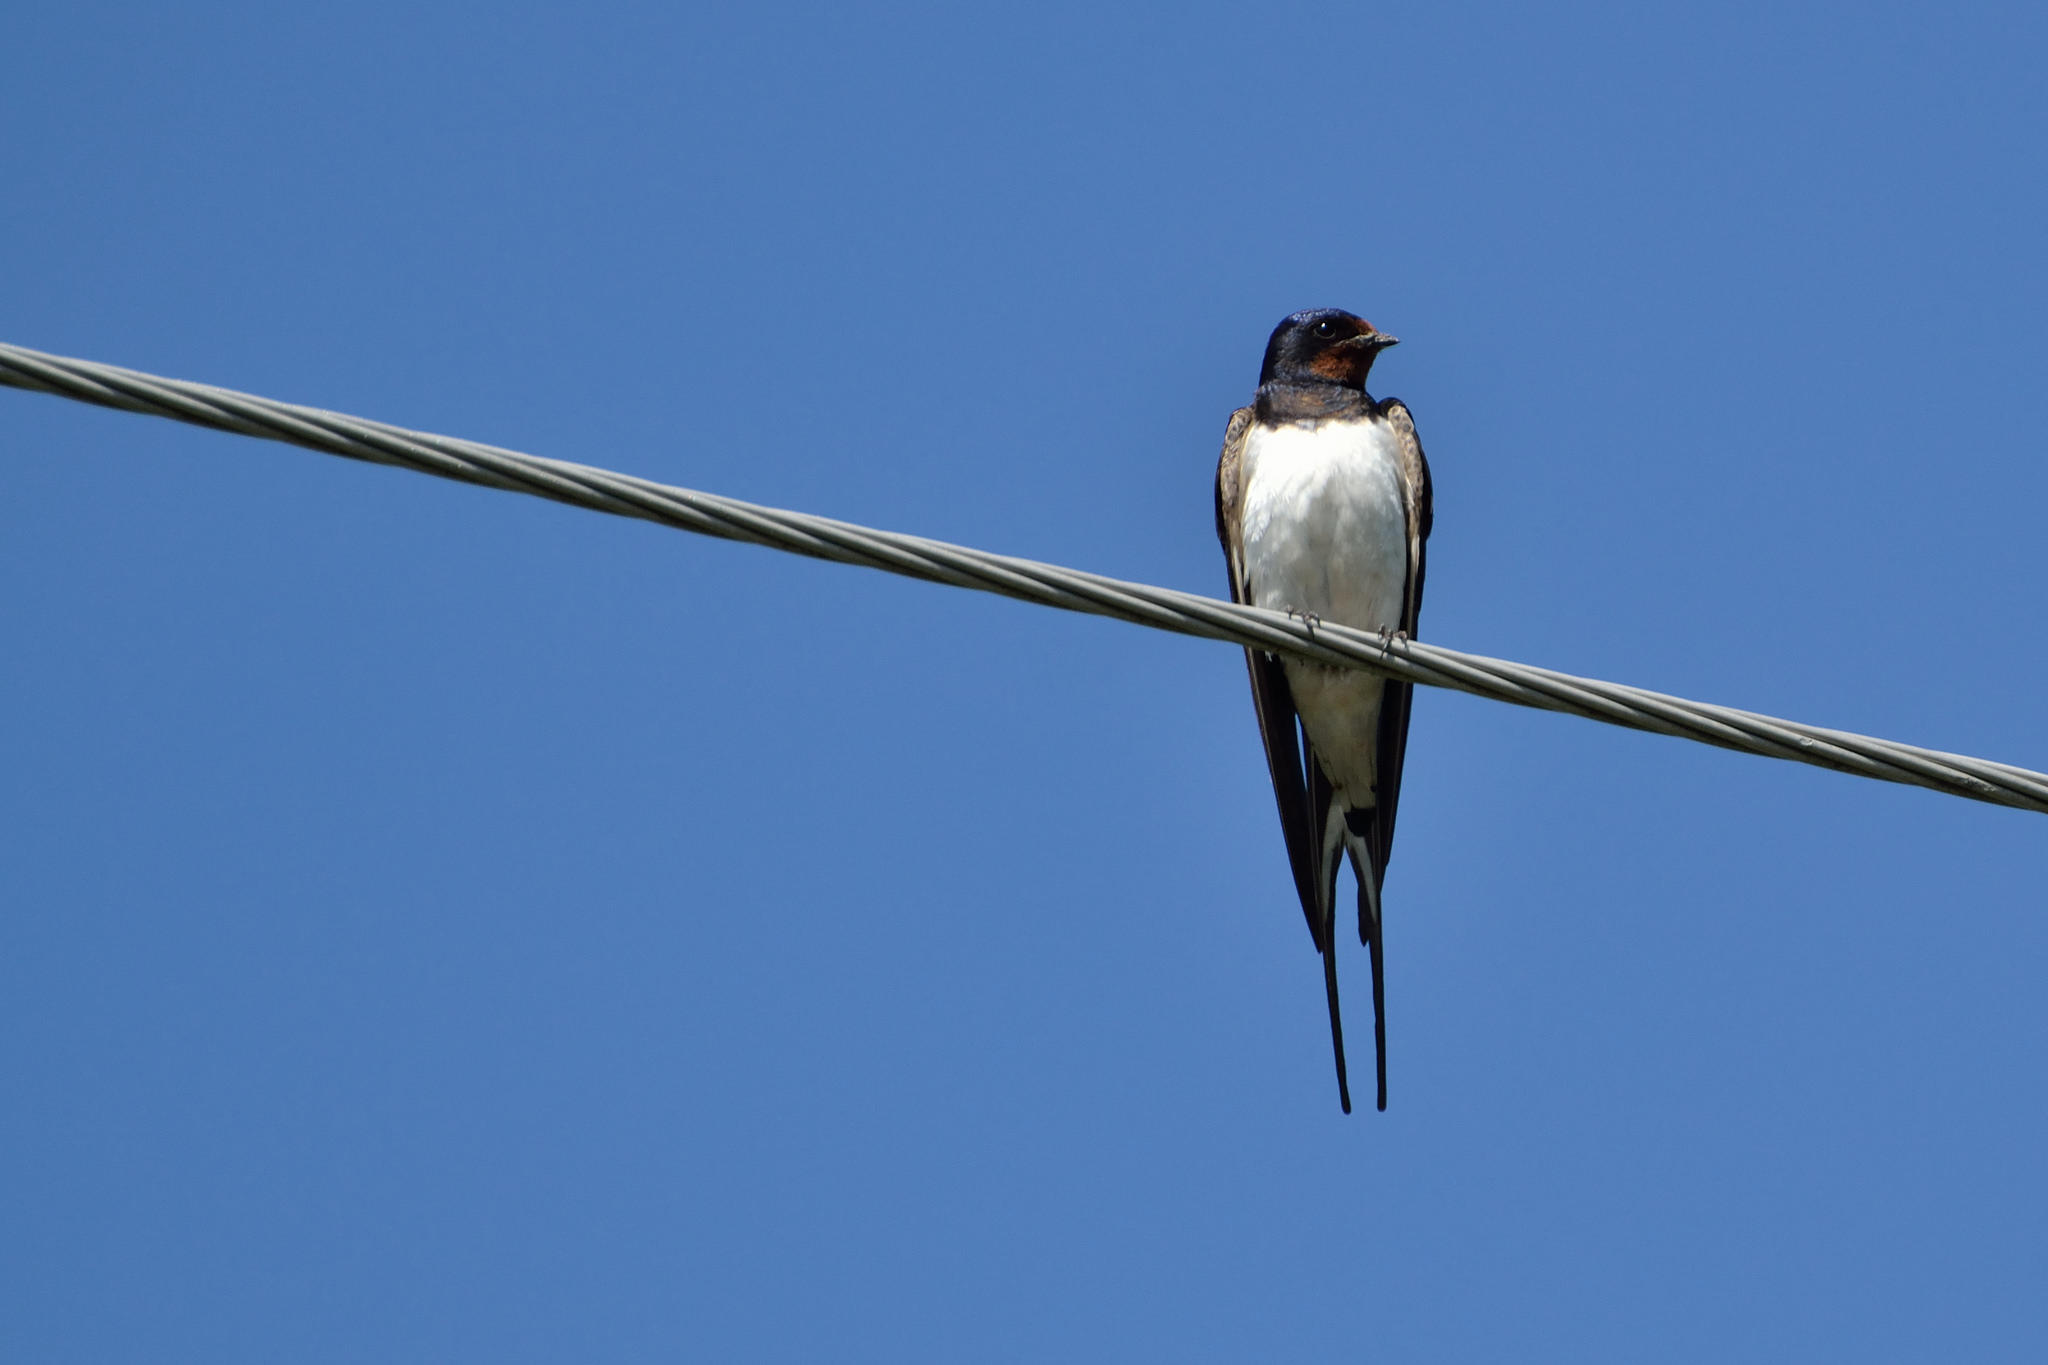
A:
[1362, 396, 1433, 889]
[1216, 407, 1325, 945]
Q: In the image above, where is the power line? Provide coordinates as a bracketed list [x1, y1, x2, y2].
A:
[4, 338, 2044, 816]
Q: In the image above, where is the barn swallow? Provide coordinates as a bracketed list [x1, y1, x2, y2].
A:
[1214, 308, 1433, 1112]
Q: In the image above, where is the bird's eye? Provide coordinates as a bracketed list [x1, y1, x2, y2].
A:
[1313, 320, 1337, 339]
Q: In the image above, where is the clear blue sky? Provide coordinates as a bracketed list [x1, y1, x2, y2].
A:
[6, 3, 2047, 1359]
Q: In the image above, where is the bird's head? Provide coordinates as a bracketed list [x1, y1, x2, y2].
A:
[1258, 308, 1399, 390]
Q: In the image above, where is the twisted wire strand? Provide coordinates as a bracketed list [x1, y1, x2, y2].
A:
[5, 339, 2043, 815]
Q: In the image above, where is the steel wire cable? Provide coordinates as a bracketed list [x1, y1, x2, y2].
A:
[4, 339, 2044, 815]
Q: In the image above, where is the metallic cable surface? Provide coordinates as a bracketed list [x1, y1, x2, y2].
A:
[5, 339, 2043, 815]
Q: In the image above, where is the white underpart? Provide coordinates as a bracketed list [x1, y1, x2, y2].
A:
[1240, 416, 1409, 809]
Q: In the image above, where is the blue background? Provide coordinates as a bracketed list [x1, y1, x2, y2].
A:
[5, 3, 2046, 1359]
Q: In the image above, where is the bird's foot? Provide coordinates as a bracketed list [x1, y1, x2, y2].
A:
[1286, 606, 1324, 637]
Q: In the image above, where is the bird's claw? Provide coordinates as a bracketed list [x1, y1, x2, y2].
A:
[1286, 606, 1324, 636]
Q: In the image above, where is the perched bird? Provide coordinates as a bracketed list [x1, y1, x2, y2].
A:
[1214, 308, 1433, 1113]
